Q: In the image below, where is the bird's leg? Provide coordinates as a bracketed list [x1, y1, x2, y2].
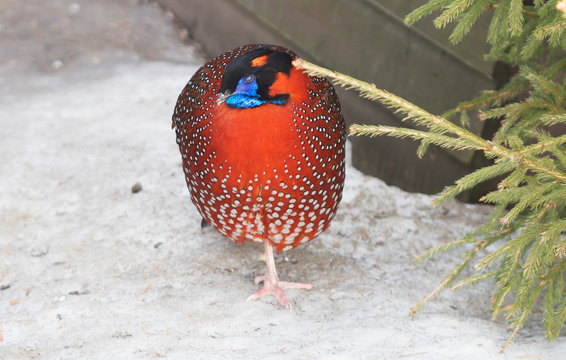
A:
[247, 240, 312, 308]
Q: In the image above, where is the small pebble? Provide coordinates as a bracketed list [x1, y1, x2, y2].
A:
[68, 290, 89, 296]
[131, 182, 142, 193]
[31, 247, 48, 257]
[51, 59, 63, 70]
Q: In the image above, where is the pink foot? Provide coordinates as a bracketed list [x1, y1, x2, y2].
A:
[248, 275, 312, 308]
[247, 241, 312, 309]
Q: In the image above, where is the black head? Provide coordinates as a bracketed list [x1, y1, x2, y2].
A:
[219, 45, 293, 106]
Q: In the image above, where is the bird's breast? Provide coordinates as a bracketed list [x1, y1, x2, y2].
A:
[211, 102, 297, 179]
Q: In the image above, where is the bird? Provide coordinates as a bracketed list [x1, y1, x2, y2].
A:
[172, 44, 345, 308]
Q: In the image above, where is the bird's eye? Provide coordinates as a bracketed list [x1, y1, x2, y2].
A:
[243, 74, 255, 84]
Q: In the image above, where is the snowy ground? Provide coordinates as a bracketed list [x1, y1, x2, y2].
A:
[1, 1, 566, 359]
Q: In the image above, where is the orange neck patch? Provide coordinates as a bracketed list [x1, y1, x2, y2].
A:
[268, 67, 309, 102]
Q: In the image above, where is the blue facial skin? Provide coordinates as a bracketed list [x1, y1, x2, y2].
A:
[226, 75, 286, 109]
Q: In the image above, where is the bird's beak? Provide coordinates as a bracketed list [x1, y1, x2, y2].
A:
[216, 92, 231, 104]
[217, 91, 241, 104]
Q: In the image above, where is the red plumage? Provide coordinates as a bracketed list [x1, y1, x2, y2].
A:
[173, 44, 345, 307]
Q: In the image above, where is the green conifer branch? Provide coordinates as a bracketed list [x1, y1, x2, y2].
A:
[433, 162, 515, 205]
[296, 61, 566, 186]
[517, 133, 566, 157]
[293, 53, 566, 345]
[293, 58, 486, 145]
[433, 0, 476, 29]
[349, 125, 477, 152]
[409, 239, 490, 316]
[489, 1, 510, 46]
[449, 0, 492, 43]
[534, 16, 566, 45]
[508, 0, 526, 37]
[541, 113, 566, 125]
[295, 0, 566, 348]
[502, 284, 542, 352]
[498, 165, 527, 189]
[404, 0, 453, 26]
[444, 80, 530, 119]
[492, 270, 521, 320]
[447, 58, 566, 120]
[519, 66, 564, 104]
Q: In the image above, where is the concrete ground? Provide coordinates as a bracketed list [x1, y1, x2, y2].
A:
[1, 1, 565, 359]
